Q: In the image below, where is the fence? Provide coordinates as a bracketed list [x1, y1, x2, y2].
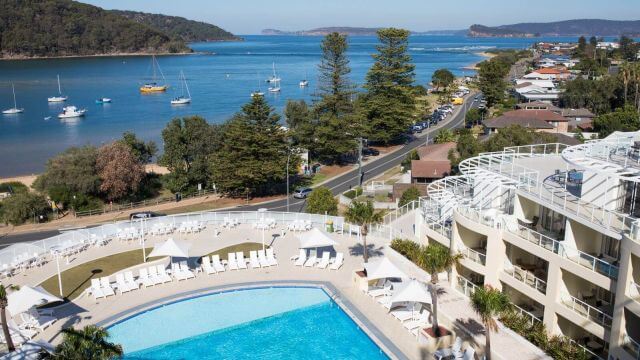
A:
[560, 292, 613, 329]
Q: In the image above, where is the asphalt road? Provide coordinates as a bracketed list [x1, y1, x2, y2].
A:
[0, 94, 480, 246]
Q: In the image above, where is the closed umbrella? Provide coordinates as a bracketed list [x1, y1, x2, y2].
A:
[7, 286, 62, 316]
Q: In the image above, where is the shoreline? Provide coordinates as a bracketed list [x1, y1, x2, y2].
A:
[462, 51, 497, 71]
[0, 51, 217, 62]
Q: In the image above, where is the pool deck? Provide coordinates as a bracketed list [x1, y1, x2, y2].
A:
[4, 221, 549, 360]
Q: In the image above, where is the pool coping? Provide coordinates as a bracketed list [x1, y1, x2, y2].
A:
[96, 280, 409, 360]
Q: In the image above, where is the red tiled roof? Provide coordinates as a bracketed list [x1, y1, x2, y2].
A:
[417, 142, 456, 161]
[501, 109, 567, 122]
[411, 160, 451, 179]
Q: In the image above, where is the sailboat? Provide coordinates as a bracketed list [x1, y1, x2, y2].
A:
[251, 73, 265, 97]
[140, 55, 168, 93]
[299, 69, 309, 87]
[268, 63, 281, 93]
[171, 70, 191, 105]
[2, 83, 24, 114]
[47, 75, 68, 103]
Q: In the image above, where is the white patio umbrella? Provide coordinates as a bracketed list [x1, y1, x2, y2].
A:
[147, 238, 190, 262]
[364, 257, 407, 281]
[389, 279, 432, 308]
[297, 228, 338, 249]
[7, 286, 62, 316]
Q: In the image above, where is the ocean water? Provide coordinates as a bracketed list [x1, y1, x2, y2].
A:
[108, 287, 388, 359]
[0, 35, 580, 176]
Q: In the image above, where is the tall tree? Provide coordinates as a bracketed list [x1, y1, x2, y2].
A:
[312, 32, 358, 163]
[470, 286, 511, 360]
[160, 116, 217, 193]
[344, 201, 384, 263]
[619, 36, 637, 61]
[0, 285, 14, 352]
[593, 106, 640, 138]
[478, 59, 509, 107]
[96, 142, 145, 201]
[305, 187, 338, 216]
[362, 28, 416, 144]
[50, 325, 123, 360]
[577, 36, 587, 55]
[431, 68, 455, 91]
[417, 243, 462, 337]
[284, 100, 313, 149]
[118, 132, 157, 164]
[210, 96, 297, 196]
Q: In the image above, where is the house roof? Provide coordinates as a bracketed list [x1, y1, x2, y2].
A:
[516, 101, 561, 112]
[411, 160, 451, 179]
[561, 108, 595, 118]
[417, 142, 456, 161]
[483, 116, 554, 130]
[535, 68, 569, 75]
[501, 109, 567, 122]
[549, 133, 582, 146]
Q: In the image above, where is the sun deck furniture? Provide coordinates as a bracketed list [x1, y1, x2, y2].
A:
[211, 255, 225, 272]
[100, 277, 115, 297]
[124, 271, 139, 289]
[304, 254, 317, 267]
[258, 249, 270, 267]
[391, 304, 422, 322]
[20, 310, 56, 331]
[179, 262, 195, 279]
[156, 265, 173, 283]
[249, 251, 261, 269]
[294, 249, 307, 267]
[316, 252, 331, 269]
[0, 319, 37, 345]
[368, 284, 392, 298]
[116, 273, 134, 293]
[228, 253, 239, 270]
[266, 248, 278, 266]
[138, 268, 155, 287]
[402, 311, 430, 331]
[202, 256, 217, 274]
[147, 266, 163, 285]
[90, 279, 106, 299]
[329, 252, 344, 270]
[236, 252, 248, 269]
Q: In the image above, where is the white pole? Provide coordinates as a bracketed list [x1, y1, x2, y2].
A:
[56, 254, 63, 298]
[142, 219, 147, 263]
[262, 227, 265, 252]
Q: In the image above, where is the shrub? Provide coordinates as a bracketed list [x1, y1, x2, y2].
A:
[0, 192, 50, 225]
[343, 187, 363, 199]
[398, 187, 421, 207]
[0, 182, 29, 194]
[390, 238, 420, 261]
[306, 187, 338, 216]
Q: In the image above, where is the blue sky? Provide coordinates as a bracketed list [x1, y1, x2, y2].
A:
[83, 0, 640, 35]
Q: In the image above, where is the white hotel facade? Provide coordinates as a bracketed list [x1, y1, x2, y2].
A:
[411, 132, 640, 360]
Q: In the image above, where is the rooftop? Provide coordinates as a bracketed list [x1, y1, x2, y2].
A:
[516, 101, 561, 112]
[411, 160, 451, 179]
[417, 142, 456, 161]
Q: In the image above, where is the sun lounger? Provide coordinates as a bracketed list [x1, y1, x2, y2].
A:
[100, 277, 115, 297]
[304, 255, 317, 267]
[316, 252, 331, 269]
[236, 252, 248, 269]
[125, 271, 139, 289]
[293, 249, 306, 266]
[329, 252, 344, 270]
[266, 248, 278, 266]
[20, 310, 56, 332]
[90, 279, 106, 299]
[391, 304, 422, 322]
[249, 251, 261, 269]
[156, 265, 172, 283]
[211, 255, 225, 272]
[258, 249, 270, 267]
[202, 256, 217, 274]
[228, 253, 239, 270]
[368, 284, 391, 298]
[147, 266, 163, 285]
[179, 262, 195, 279]
[138, 268, 155, 287]
[116, 273, 133, 293]
[403, 312, 430, 331]
[1, 319, 37, 345]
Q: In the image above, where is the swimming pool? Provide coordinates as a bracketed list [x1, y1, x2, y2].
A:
[108, 287, 389, 359]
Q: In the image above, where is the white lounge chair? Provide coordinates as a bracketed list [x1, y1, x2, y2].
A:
[403, 312, 430, 331]
[368, 284, 391, 298]
[452, 337, 463, 358]
[391, 304, 422, 322]
[116, 273, 133, 293]
[266, 248, 278, 266]
[179, 262, 195, 279]
[138, 268, 155, 287]
[147, 266, 163, 285]
[156, 265, 172, 283]
[202, 256, 217, 274]
[228, 253, 239, 270]
[329, 252, 344, 270]
[1, 319, 37, 345]
[20, 310, 56, 331]
[90, 279, 106, 300]
[293, 249, 306, 267]
[236, 252, 248, 269]
[249, 251, 261, 269]
[125, 271, 139, 289]
[258, 249, 270, 267]
[304, 255, 317, 267]
[100, 277, 115, 297]
[211, 255, 225, 272]
[317, 252, 331, 269]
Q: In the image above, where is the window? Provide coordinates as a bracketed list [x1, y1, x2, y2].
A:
[600, 236, 620, 260]
[540, 207, 566, 238]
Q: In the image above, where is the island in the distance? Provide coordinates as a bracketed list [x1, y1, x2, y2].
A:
[262, 27, 467, 36]
[469, 19, 640, 38]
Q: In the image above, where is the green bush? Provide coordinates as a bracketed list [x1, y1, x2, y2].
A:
[0, 192, 50, 225]
[306, 187, 338, 216]
[343, 187, 363, 199]
[398, 187, 421, 207]
[390, 238, 420, 261]
[0, 182, 29, 194]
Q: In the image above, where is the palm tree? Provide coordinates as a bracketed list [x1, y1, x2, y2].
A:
[344, 200, 384, 263]
[0, 285, 15, 352]
[51, 325, 123, 360]
[470, 285, 510, 360]
[416, 243, 462, 337]
[434, 129, 456, 144]
[620, 62, 633, 104]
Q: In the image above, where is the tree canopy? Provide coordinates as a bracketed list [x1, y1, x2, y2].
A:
[305, 187, 338, 216]
[477, 58, 509, 107]
[593, 106, 640, 138]
[398, 187, 421, 207]
[96, 142, 145, 201]
[118, 132, 157, 164]
[431, 69, 455, 91]
[33, 146, 101, 200]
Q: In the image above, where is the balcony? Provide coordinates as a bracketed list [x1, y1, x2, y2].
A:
[457, 206, 502, 229]
[630, 282, 640, 302]
[455, 275, 481, 297]
[460, 246, 486, 265]
[511, 303, 543, 325]
[503, 221, 619, 280]
[624, 334, 640, 360]
[503, 265, 547, 294]
[560, 292, 613, 329]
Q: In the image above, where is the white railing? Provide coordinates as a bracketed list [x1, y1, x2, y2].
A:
[567, 338, 606, 360]
[511, 303, 542, 325]
[560, 292, 613, 328]
[384, 199, 421, 224]
[455, 275, 480, 297]
[426, 221, 453, 240]
[503, 267, 547, 294]
[457, 206, 502, 229]
[623, 333, 640, 360]
[503, 222, 619, 280]
[630, 282, 640, 302]
[460, 247, 487, 265]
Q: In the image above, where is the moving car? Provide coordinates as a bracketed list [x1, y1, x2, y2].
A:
[293, 187, 313, 199]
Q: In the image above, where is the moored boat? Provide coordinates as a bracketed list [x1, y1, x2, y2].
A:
[48, 75, 68, 102]
[58, 106, 86, 119]
[95, 97, 112, 104]
[140, 55, 168, 93]
[2, 83, 24, 115]
[170, 70, 191, 105]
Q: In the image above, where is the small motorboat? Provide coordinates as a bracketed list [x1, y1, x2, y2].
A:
[95, 98, 112, 104]
[58, 106, 86, 119]
[299, 79, 309, 87]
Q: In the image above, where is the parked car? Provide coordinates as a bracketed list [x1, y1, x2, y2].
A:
[130, 211, 165, 220]
[362, 147, 380, 156]
[293, 187, 313, 199]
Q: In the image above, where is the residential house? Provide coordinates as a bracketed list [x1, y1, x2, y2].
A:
[410, 142, 456, 184]
[523, 68, 571, 81]
[562, 108, 596, 131]
[516, 101, 561, 111]
[483, 109, 569, 134]
[514, 82, 562, 102]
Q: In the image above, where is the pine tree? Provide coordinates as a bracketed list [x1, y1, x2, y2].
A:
[311, 32, 358, 163]
[211, 96, 299, 196]
[362, 28, 416, 144]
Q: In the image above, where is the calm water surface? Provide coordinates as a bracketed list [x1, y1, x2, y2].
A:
[0, 35, 579, 176]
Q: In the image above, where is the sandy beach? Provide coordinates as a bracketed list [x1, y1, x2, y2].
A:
[462, 51, 498, 71]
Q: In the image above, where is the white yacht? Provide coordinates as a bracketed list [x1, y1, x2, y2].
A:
[251, 73, 265, 97]
[58, 106, 86, 119]
[171, 70, 191, 105]
[48, 75, 68, 103]
[268, 63, 281, 93]
[266, 62, 281, 83]
[2, 83, 24, 115]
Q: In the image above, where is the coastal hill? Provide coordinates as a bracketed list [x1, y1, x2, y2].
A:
[262, 27, 467, 36]
[469, 19, 640, 37]
[111, 10, 240, 42]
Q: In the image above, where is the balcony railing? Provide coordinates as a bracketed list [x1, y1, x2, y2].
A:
[455, 275, 480, 297]
[511, 303, 542, 326]
[426, 221, 453, 240]
[503, 266, 547, 294]
[560, 292, 613, 328]
[503, 222, 619, 280]
[623, 333, 640, 360]
[457, 206, 502, 229]
[630, 282, 640, 302]
[460, 246, 487, 265]
[567, 338, 606, 360]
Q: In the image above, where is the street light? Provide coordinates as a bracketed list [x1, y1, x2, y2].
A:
[286, 145, 291, 213]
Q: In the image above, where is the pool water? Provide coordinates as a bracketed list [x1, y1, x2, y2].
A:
[108, 287, 389, 359]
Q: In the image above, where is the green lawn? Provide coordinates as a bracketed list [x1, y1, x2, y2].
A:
[310, 173, 328, 186]
[204, 242, 267, 262]
[39, 248, 153, 300]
